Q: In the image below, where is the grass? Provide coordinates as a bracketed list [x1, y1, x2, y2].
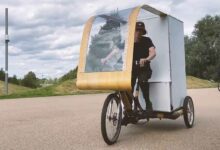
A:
[0, 79, 110, 99]
[0, 76, 218, 99]
[53, 79, 111, 95]
[0, 80, 31, 95]
[186, 76, 217, 89]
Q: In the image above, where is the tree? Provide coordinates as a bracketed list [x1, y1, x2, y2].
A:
[185, 15, 220, 81]
[21, 71, 40, 88]
[60, 67, 78, 82]
[8, 75, 19, 85]
[0, 68, 5, 81]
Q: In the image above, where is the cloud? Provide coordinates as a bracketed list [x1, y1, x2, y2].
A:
[169, 0, 220, 35]
[0, 0, 219, 78]
[31, 45, 79, 61]
[8, 46, 22, 56]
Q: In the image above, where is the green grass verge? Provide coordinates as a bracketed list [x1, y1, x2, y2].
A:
[0, 86, 56, 99]
[0, 76, 218, 99]
[0, 80, 31, 95]
[0, 79, 111, 99]
[186, 76, 217, 89]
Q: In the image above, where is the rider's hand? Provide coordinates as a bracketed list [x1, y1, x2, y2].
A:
[139, 58, 148, 67]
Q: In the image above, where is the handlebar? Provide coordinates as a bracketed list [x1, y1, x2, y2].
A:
[134, 60, 150, 67]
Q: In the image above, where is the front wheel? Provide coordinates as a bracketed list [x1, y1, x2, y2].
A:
[101, 93, 122, 145]
[183, 96, 195, 128]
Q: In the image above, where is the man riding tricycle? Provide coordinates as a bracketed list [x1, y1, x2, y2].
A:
[76, 4, 195, 145]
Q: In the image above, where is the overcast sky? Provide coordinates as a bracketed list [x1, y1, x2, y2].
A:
[0, 0, 219, 79]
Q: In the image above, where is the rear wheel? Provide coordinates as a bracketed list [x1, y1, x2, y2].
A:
[101, 93, 122, 145]
[183, 96, 195, 128]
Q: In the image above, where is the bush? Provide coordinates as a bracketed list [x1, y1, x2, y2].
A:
[59, 67, 78, 82]
[21, 71, 40, 88]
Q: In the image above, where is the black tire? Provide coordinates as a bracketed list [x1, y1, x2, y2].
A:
[101, 93, 122, 145]
[183, 96, 195, 128]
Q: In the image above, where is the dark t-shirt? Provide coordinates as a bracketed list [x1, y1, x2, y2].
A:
[133, 36, 155, 63]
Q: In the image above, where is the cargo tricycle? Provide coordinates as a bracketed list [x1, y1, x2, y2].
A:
[76, 4, 195, 145]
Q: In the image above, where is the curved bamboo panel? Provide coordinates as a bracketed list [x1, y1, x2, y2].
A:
[76, 6, 141, 90]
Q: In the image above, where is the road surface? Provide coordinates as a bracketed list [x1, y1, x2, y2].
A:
[0, 88, 219, 150]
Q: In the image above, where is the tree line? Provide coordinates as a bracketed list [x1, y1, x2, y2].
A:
[185, 15, 220, 81]
[0, 67, 78, 89]
[0, 69, 41, 88]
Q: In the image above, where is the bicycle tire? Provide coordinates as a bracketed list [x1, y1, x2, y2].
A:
[101, 93, 122, 145]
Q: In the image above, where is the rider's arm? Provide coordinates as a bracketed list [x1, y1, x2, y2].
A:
[146, 46, 156, 61]
[140, 46, 156, 66]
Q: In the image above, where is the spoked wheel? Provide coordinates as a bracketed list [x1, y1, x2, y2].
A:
[183, 96, 195, 128]
[101, 93, 122, 145]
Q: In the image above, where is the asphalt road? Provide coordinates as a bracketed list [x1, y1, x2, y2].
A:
[0, 88, 219, 150]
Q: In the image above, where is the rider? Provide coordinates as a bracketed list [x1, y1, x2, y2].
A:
[121, 21, 156, 124]
[132, 21, 156, 112]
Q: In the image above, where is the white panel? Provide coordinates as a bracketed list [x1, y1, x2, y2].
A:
[168, 16, 187, 109]
[138, 10, 171, 82]
[138, 82, 171, 112]
[134, 10, 187, 112]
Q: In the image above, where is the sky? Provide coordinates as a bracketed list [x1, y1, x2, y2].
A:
[0, 0, 219, 79]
